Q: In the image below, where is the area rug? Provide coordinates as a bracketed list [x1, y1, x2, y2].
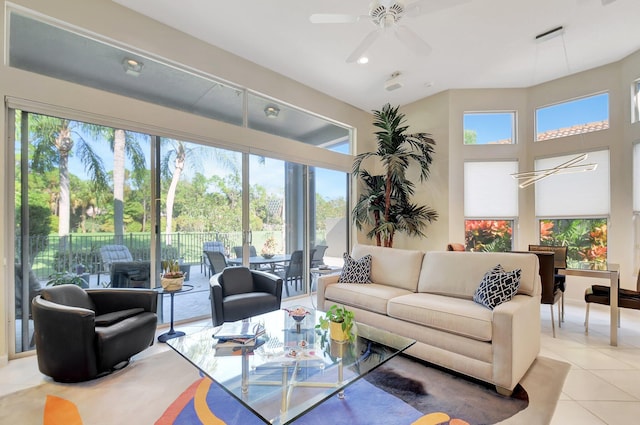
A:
[0, 350, 569, 425]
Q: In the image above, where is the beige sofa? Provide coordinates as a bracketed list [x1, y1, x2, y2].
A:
[317, 244, 542, 394]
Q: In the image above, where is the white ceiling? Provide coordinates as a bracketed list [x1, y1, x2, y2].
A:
[112, 0, 640, 112]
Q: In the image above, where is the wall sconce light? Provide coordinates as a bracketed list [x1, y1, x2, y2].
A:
[264, 105, 280, 118]
[122, 58, 143, 76]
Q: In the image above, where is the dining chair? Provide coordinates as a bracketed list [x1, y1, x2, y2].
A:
[528, 244, 568, 322]
[584, 270, 640, 334]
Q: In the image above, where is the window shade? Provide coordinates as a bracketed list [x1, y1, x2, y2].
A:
[464, 161, 518, 217]
[535, 150, 610, 217]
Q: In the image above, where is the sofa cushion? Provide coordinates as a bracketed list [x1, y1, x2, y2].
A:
[351, 244, 424, 292]
[418, 251, 540, 298]
[388, 293, 494, 342]
[325, 283, 413, 315]
[338, 253, 372, 283]
[95, 308, 145, 326]
[473, 265, 521, 310]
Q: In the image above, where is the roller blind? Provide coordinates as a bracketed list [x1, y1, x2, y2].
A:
[535, 149, 610, 217]
[464, 161, 518, 217]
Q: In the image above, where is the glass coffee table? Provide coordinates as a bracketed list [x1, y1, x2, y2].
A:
[167, 308, 415, 424]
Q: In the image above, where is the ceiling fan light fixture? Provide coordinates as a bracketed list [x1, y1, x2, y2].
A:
[122, 57, 143, 76]
[264, 105, 280, 118]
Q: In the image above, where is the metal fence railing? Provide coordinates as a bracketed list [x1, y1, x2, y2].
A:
[18, 231, 244, 281]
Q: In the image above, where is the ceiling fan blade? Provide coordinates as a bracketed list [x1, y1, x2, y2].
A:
[395, 26, 432, 56]
[404, 0, 471, 18]
[309, 13, 361, 24]
[346, 30, 382, 63]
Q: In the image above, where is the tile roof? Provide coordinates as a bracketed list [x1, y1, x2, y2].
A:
[536, 120, 609, 141]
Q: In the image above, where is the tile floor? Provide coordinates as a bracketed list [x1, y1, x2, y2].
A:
[2, 296, 640, 424]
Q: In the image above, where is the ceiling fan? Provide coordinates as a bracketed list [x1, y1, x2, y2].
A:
[310, 0, 469, 63]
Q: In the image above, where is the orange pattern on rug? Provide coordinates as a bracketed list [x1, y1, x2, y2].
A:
[43, 395, 83, 425]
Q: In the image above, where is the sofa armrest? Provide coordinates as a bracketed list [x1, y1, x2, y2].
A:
[316, 274, 340, 310]
[88, 288, 158, 315]
[491, 294, 541, 391]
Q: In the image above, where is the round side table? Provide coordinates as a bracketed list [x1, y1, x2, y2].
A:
[156, 284, 193, 342]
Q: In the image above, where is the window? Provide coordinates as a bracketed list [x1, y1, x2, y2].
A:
[535, 93, 609, 141]
[463, 112, 515, 145]
[633, 79, 640, 123]
[535, 150, 610, 269]
[464, 161, 518, 251]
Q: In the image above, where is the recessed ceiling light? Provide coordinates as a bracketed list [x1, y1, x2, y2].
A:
[264, 105, 280, 118]
[122, 58, 143, 76]
[356, 56, 369, 65]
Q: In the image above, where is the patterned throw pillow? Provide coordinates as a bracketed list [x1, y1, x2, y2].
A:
[338, 253, 372, 284]
[473, 264, 522, 310]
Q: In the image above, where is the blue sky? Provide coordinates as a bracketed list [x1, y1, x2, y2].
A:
[463, 92, 609, 144]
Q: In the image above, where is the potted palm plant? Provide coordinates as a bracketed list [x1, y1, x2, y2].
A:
[353, 103, 438, 248]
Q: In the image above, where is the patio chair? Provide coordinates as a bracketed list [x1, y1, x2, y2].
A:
[311, 245, 328, 267]
[205, 250, 230, 275]
[278, 249, 315, 297]
[202, 241, 225, 277]
[99, 245, 134, 286]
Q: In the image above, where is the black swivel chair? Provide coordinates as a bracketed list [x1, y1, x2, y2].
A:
[32, 284, 158, 382]
[209, 267, 283, 326]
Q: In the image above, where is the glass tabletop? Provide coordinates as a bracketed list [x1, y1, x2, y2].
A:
[167, 308, 415, 424]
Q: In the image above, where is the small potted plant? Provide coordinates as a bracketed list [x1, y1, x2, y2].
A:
[161, 259, 185, 291]
[260, 237, 277, 259]
[316, 304, 355, 342]
[46, 271, 88, 288]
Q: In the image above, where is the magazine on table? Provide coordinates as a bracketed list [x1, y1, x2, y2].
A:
[213, 337, 266, 356]
[214, 321, 265, 343]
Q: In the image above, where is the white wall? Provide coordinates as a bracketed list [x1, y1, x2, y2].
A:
[400, 50, 640, 301]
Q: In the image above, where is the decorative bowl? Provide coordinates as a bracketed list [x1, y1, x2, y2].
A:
[284, 306, 310, 323]
[262, 254, 275, 259]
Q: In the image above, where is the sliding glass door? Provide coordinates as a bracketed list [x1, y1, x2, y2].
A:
[14, 110, 152, 353]
[11, 107, 349, 355]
